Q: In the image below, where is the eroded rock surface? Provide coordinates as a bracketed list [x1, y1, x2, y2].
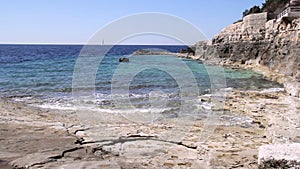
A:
[1, 86, 299, 168]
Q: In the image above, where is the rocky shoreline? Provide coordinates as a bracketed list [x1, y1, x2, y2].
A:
[1, 52, 299, 168]
[0, 85, 299, 168]
[1, 12, 300, 169]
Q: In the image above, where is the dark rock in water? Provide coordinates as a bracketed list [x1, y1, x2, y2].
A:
[119, 57, 129, 62]
[180, 47, 195, 56]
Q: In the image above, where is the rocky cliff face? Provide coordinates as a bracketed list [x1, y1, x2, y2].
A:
[190, 13, 300, 97]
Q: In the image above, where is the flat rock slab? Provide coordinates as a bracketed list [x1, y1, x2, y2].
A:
[0, 160, 13, 169]
[258, 143, 300, 165]
[46, 161, 121, 169]
[0, 122, 77, 168]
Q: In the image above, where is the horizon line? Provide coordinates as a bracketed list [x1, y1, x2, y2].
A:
[0, 43, 190, 46]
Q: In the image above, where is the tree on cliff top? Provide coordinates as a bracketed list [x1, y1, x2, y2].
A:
[243, 5, 261, 17]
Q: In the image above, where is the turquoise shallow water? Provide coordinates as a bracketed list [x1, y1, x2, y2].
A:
[0, 45, 282, 112]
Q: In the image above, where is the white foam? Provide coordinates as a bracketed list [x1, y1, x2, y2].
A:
[31, 102, 172, 114]
[260, 88, 285, 93]
[201, 102, 212, 110]
[13, 97, 33, 102]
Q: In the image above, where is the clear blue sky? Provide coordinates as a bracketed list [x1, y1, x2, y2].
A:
[0, 0, 264, 44]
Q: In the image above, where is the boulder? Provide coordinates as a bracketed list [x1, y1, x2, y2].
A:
[119, 58, 129, 62]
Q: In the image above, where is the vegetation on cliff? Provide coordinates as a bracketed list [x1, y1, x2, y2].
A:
[243, 5, 261, 17]
[261, 0, 289, 13]
[243, 0, 290, 17]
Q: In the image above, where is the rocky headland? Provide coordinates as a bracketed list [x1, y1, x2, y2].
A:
[181, 12, 300, 98]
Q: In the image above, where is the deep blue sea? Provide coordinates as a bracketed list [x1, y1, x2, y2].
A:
[0, 45, 281, 113]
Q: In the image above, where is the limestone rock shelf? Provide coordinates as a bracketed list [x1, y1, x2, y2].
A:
[0, 86, 299, 168]
[183, 14, 300, 98]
